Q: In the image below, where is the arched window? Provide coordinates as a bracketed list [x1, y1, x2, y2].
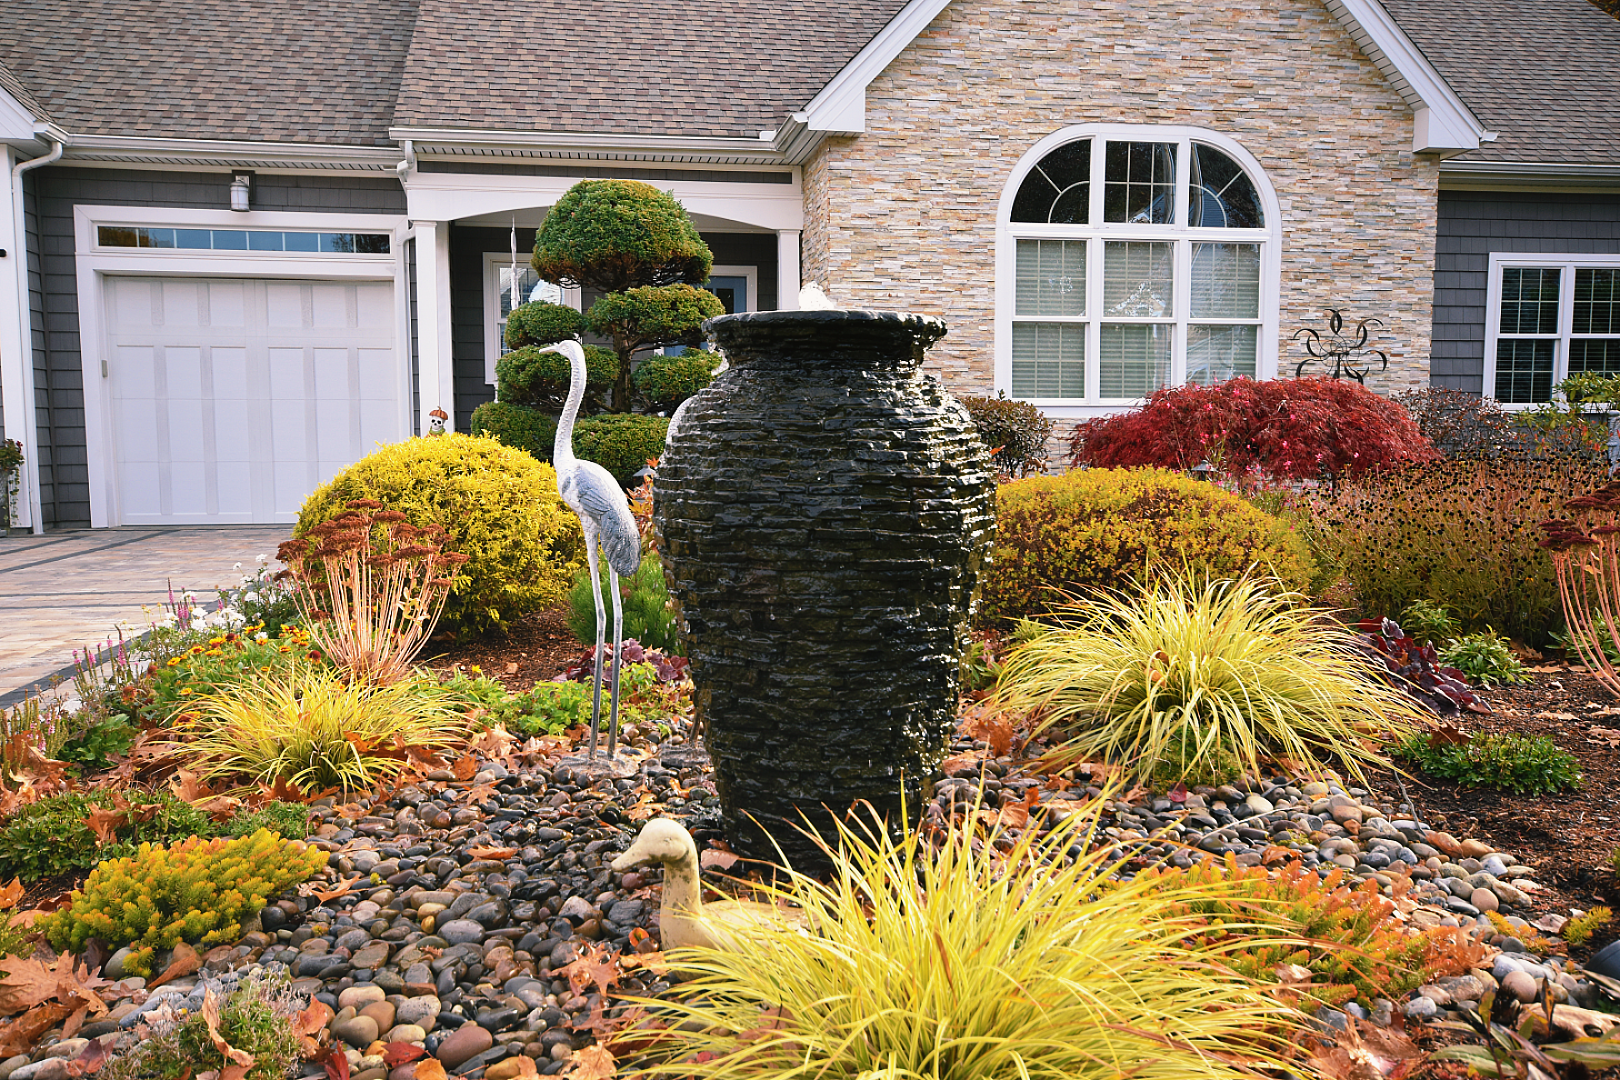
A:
[996, 126, 1280, 411]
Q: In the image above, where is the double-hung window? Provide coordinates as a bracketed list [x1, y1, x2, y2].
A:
[1487, 255, 1620, 404]
[998, 126, 1279, 412]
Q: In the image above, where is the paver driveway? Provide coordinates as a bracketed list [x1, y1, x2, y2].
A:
[0, 525, 289, 707]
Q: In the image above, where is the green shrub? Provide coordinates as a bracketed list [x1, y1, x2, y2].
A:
[1562, 906, 1612, 947]
[1400, 599, 1462, 645]
[572, 414, 669, 487]
[1314, 454, 1606, 646]
[57, 714, 136, 770]
[532, 179, 713, 292]
[297, 433, 583, 636]
[981, 467, 1315, 624]
[470, 400, 558, 462]
[1392, 731, 1580, 795]
[42, 830, 326, 976]
[1440, 630, 1530, 688]
[503, 300, 586, 350]
[633, 349, 721, 409]
[0, 790, 214, 883]
[221, 801, 311, 840]
[959, 392, 1055, 477]
[567, 552, 681, 654]
[494, 343, 616, 409]
[992, 576, 1419, 784]
[101, 973, 302, 1080]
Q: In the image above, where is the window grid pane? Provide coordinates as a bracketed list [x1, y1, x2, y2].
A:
[1495, 338, 1556, 403]
[1189, 144, 1263, 229]
[1103, 142, 1176, 224]
[1187, 325, 1257, 385]
[1575, 268, 1620, 335]
[1190, 243, 1260, 319]
[1015, 240, 1087, 317]
[1010, 139, 1092, 224]
[1570, 339, 1620, 377]
[1099, 324, 1171, 398]
[1011, 323, 1086, 399]
[1500, 267, 1561, 334]
[1103, 242, 1174, 317]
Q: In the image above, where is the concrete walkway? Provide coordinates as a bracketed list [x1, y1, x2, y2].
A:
[0, 525, 290, 707]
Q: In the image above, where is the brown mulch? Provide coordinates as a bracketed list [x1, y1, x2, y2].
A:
[418, 602, 586, 690]
[1368, 665, 1620, 940]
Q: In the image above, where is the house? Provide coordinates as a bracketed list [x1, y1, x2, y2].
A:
[0, 0, 1616, 532]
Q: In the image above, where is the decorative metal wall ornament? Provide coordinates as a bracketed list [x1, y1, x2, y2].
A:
[1292, 309, 1389, 383]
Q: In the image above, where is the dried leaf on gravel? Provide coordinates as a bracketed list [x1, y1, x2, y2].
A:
[451, 756, 478, 782]
[468, 846, 518, 861]
[382, 1044, 428, 1068]
[147, 942, 201, 990]
[65, 1038, 109, 1077]
[699, 846, 738, 872]
[1587, 726, 1620, 747]
[295, 1001, 332, 1057]
[0, 879, 22, 911]
[0, 952, 109, 1016]
[624, 792, 661, 822]
[0, 1002, 72, 1058]
[960, 706, 1016, 757]
[561, 942, 622, 999]
[319, 1045, 351, 1080]
[305, 876, 362, 903]
[1535, 711, 1579, 721]
[1307, 1019, 1423, 1080]
[561, 1044, 616, 1080]
[411, 1059, 447, 1080]
[937, 751, 985, 777]
[201, 987, 255, 1069]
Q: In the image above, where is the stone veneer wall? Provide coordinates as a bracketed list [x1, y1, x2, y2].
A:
[801, 0, 1442, 408]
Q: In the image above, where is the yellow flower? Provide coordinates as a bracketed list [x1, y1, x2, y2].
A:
[209, 636, 226, 646]
[279, 646, 291, 654]
[166, 657, 182, 668]
[180, 688, 194, 696]
[471, 665, 482, 674]
[205, 649, 223, 657]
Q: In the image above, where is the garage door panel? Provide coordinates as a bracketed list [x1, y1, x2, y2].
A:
[106, 275, 399, 525]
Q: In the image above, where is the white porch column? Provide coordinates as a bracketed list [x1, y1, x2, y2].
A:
[414, 220, 455, 433]
[1, 146, 37, 531]
[776, 229, 801, 311]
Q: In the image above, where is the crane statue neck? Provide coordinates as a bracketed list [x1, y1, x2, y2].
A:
[552, 341, 586, 472]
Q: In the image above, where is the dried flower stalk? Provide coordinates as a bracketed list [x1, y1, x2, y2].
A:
[1540, 478, 1620, 697]
[276, 500, 468, 684]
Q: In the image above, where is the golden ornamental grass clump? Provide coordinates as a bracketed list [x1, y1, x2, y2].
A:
[992, 576, 1421, 785]
[172, 666, 467, 796]
[627, 793, 1311, 1080]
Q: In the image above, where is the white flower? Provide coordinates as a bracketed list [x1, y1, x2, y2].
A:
[182, 591, 198, 602]
[256, 553, 269, 565]
[233, 562, 242, 571]
[254, 631, 269, 643]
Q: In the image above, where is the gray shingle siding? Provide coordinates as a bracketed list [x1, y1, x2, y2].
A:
[25, 166, 405, 528]
[1431, 189, 1620, 394]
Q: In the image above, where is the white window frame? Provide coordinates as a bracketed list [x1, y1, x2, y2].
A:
[483, 253, 583, 385]
[705, 265, 758, 315]
[72, 204, 409, 528]
[1484, 252, 1620, 408]
[995, 124, 1283, 419]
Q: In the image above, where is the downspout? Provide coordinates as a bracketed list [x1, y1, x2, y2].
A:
[10, 135, 62, 535]
[395, 139, 416, 179]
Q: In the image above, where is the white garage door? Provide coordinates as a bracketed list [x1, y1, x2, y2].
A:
[105, 276, 401, 525]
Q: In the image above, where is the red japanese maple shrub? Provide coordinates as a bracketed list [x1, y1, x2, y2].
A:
[1067, 377, 1436, 482]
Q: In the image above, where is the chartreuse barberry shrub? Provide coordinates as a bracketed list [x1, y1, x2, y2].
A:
[632, 790, 1308, 1080]
[992, 576, 1419, 785]
[1127, 858, 1439, 1008]
[1069, 376, 1436, 482]
[42, 830, 326, 977]
[959, 392, 1056, 478]
[297, 433, 583, 636]
[571, 414, 669, 488]
[1315, 452, 1607, 646]
[981, 467, 1315, 623]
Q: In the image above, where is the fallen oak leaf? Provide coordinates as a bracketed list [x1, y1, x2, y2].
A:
[451, 756, 478, 782]
[302, 875, 362, 903]
[382, 1043, 428, 1069]
[0, 952, 110, 1016]
[64, 1038, 109, 1077]
[560, 941, 622, 999]
[411, 1059, 447, 1080]
[0, 879, 24, 911]
[295, 1000, 333, 1057]
[0, 1002, 73, 1058]
[561, 1044, 617, 1080]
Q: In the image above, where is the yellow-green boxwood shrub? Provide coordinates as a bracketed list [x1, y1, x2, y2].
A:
[42, 830, 326, 977]
[297, 433, 583, 636]
[981, 467, 1315, 623]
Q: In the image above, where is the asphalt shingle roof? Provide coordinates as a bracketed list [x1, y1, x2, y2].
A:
[391, 0, 910, 138]
[0, 0, 416, 146]
[0, 57, 51, 124]
[1380, 0, 1620, 164]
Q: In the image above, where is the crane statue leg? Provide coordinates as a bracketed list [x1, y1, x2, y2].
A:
[607, 564, 624, 756]
[584, 521, 607, 759]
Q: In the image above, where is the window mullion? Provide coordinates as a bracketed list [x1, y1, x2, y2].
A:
[1088, 236, 1101, 404]
[1173, 238, 1190, 387]
[1558, 264, 1575, 384]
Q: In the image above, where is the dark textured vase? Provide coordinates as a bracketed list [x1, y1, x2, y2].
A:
[654, 309, 996, 864]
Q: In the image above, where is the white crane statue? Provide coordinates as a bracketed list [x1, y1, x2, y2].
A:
[539, 340, 642, 759]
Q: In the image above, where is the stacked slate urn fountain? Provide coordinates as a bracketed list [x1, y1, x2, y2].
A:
[654, 309, 996, 864]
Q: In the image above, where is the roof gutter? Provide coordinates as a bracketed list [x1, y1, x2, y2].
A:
[9, 133, 63, 534]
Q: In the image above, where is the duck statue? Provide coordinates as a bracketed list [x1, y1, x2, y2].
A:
[611, 818, 808, 950]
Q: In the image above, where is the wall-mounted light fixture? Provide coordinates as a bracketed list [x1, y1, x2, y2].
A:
[229, 174, 251, 212]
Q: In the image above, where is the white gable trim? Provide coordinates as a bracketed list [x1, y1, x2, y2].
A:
[776, 0, 1491, 160]
[0, 83, 40, 146]
[1321, 0, 1491, 152]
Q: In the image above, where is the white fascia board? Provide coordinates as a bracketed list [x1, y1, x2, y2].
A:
[0, 84, 41, 145]
[795, 0, 955, 137]
[1322, 0, 1490, 153]
[390, 127, 790, 166]
[63, 134, 404, 171]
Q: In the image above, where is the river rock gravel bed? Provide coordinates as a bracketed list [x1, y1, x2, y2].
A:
[5, 726, 1616, 1079]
